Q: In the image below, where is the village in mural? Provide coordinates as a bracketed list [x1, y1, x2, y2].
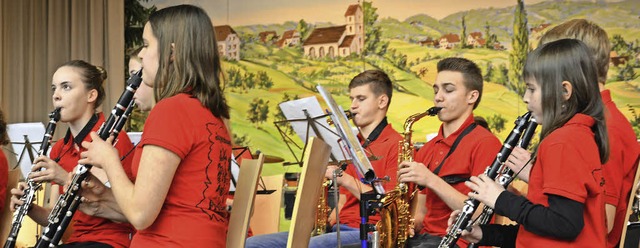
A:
[139, 0, 640, 177]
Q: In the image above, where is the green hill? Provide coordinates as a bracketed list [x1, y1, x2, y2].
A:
[223, 0, 640, 178]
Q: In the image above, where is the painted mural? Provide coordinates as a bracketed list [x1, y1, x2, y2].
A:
[140, 0, 640, 176]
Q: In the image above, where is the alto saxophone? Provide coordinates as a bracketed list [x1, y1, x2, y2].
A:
[313, 179, 333, 235]
[376, 106, 442, 248]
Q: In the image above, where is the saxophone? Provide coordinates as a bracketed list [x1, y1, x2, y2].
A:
[375, 106, 442, 248]
[313, 179, 333, 235]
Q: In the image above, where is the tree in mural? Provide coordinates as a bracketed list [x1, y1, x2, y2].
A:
[461, 14, 468, 48]
[363, 1, 388, 56]
[484, 21, 499, 50]
[487, 114, 507, 133]
[298, 19, 311, 41]
[247, 98, 270, 126]
[508, 0, 529, 96]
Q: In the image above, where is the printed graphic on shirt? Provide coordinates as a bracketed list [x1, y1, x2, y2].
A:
[196, 122, 231, 221]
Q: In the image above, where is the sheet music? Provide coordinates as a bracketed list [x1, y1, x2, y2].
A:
[278, 96, 346, 161]
[7, 122, 47, 178]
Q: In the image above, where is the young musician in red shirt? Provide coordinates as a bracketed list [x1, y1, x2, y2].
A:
[506, 19, 640, 247]
[10, 60, 135, 248]
[245, 70, 403, 248]
[398, 57, 501, 248]
[80, 5, 232, 247]
[456, 39, 609, 247]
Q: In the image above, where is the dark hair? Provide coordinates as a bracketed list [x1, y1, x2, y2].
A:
[539, 19, 610, 84]
[348, 70, 393, 107]
[0, 108, 8, 146]
[59, 60, 107, 108]
[437, 57, 483, 109]
[524, 39, 609, 163]
[474, 116, 490, 131]
[148, 4, 229, 119]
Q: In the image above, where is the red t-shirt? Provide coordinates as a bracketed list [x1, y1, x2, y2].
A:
[338, 123, 402, 228]
[0, 148, 8, 215]
[601, 90, 640, 248]
[50, 112, 135, 248]
[415, 114, 501, 248]
[130, 93, 231, 247]
[516, 114, 606, 247]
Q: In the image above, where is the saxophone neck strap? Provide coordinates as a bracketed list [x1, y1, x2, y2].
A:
[432, 123, 477, 176]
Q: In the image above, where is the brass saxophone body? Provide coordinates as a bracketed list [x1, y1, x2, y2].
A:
[376, 106, 442, 248]
[313, 179, 333, 235]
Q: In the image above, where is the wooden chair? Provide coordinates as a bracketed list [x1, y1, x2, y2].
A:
[227, 154, 265, 248]
[286, 137, 331, 248]
[249, 173, 284, 235]
[619, 156, 640, 248]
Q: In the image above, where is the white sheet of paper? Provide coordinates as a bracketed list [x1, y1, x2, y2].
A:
[7, 122, 47, 179]
[278, 96, 346, 162]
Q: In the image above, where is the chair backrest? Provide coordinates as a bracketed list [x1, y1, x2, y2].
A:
[227, 154, 264, 248]
[619, 155, 640, 248]
[287, 137, 331, 248]
[249, 173, 284, 235]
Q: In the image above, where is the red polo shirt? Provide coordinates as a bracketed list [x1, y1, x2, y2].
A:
[130, 93, 232, 247]
[415, 114, 501, 247]
[601, 90, 640, 248]
[517, 113, 606, 247]
[50, 112, 135, 248]
[338, 123, 403, 228]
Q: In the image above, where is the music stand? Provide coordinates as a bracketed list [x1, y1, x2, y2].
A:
[275, 96, 348, 166]
[7, 122, 46, 179]
[316, 85, 384, 248]
[230, 146, 275, 195]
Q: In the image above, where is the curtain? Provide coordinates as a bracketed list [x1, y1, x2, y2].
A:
[0, 0, 124, 137]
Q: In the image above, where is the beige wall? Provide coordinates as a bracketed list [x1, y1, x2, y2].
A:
[0, 0, 124, 136]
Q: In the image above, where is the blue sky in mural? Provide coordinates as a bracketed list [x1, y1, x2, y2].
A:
[143, 0, 625, 26]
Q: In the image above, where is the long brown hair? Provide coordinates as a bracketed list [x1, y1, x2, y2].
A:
[148, 4, 229, 119]
[524, 39, 609, 163]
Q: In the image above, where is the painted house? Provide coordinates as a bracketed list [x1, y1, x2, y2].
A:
[467, 32, 486, 48]
[303, 4, 364, 58]
[277, 30, 301, 47]
[259, 31, 278, 44]
[439, 33, 461, 49]
[215, 25, 241, 61]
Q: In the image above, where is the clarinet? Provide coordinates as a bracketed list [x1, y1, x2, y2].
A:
[438, 112, 532, 248]
[466, 118, 537, 248]
[4, 108, 61, 248]
[34, 70, 142, 248]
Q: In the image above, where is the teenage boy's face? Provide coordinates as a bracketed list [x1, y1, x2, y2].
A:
[349, 84, 384, 129]
[433, 70, 476, 123]
[523, 78, 543, 122]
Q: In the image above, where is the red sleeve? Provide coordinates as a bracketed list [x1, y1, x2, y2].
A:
[540, 142, 591, 203]
[140, 99, 192, 159]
